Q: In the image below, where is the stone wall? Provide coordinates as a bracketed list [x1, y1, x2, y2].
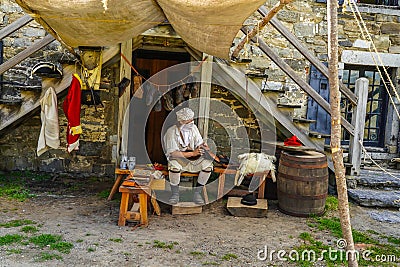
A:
[0, 64, 119, 177]
[0, 1, 119, 176]
[237, 1, 400, 153]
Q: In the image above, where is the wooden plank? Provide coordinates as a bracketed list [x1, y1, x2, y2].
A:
[226, 197, 268, 218]
[172, 202, 202, 215]
[117, 40, 132, 160]
[0, 64, 74, 135]
[217, 173, 226, 199]
[349, 78, 369, 176]
[197, 53, 213, 138]
[245, 31, 354, 136]
[139, 193, 148, 226]
[107, 174, 124, 200]
[0, 15, 33, 40]
[258, 6, 358, 106]
[118, 192, 130, 226]
[0, 34, 55, 75]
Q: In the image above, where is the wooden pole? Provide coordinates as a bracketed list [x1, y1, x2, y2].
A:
[327, 0, 358, 266]
[349, 78, 369, 176]
[231, 0, 292, 59]
[198, 53, 213, 139]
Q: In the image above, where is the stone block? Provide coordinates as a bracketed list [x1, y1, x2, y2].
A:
[381, 23, 400, 34]
[338, 40, 352, 47]
[294, 22, 315, 37]
[353, 39, 371, 49]
[389, 46, 400, 54]
[39, 158, 65, 172]
[277, 10, 299, 23]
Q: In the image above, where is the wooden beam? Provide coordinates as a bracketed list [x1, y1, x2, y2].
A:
[244, 29, 354, 135]
[0, 65, 74, 135]
[232, 0, 292, 59]
[117, 40, 132, 161]
[197, 54, 213, 138]
[0, 14, 33, 40]
[0, 34, 55, 75]
[258, 6, 358, 106]
[349, 78, 369, 176]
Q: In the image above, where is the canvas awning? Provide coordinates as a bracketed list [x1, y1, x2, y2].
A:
[15, 0, 265, 59]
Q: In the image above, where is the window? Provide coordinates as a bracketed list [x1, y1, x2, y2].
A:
[341, 65, 391, 147]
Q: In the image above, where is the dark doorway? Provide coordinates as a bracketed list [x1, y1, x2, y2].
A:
[133, 49, 190, 164]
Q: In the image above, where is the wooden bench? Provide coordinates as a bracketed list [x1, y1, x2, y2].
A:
[118, 185, 151, 226]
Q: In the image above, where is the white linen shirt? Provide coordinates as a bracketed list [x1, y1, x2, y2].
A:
[163, 124, 203, 159]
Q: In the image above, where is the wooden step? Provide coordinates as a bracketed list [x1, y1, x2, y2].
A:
[172, 202, 202, 215]
[292, 118, 316, 124]
[0, 98, 23, 105]
[226, 197, 268, 218]
[309, 131, 331, 138]
[277, 103, 302, 109]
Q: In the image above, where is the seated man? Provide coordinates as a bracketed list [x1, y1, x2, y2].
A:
[163, 107, 213, 205]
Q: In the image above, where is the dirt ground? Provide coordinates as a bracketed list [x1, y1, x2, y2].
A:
[0, 175, 399, 267]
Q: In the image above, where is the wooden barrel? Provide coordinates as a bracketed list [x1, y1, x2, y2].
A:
[277, 151, 328, 217]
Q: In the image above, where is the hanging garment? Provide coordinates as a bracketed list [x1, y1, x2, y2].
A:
[37, 87, 60, 156]
[63, 74, 83, 153]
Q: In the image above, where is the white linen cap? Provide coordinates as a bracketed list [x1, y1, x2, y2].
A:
[176, 107, 194, 121]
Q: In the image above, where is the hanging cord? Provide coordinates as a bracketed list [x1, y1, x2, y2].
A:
[359, 140, 400, 181]
[120, 53, 208, 91]
[348, 0, 400, 120]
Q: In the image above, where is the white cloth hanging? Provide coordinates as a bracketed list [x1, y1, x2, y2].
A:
[37, 87, 60, 156]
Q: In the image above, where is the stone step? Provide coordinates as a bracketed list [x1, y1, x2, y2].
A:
[355, 170, 400, 189]
[309, 131, 331, 139]
[348, 188, 400, 208]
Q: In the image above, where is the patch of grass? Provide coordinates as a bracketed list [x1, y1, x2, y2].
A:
[324, 196, 338, 211]
[190, 251, 205, 256]
[153, 240, 174, 249]
[175, 250, 181, 254]
[76, 239, 84, 243]
[366, 229, 380, 235]
[87, 247, 95, 252]
[50, 241, 73, 254]
[299, 232, 314, 243]
[313, 217, 378, 244]
[0, 234, 24, 245]
[35, 252, 62, 262]
[221, 253, 238, 261]
[0, 219, 36, 228]
[7, 248, 22, 254]
[123, 252, 132, 256]
[387, 236, 400, 245]
[29, 234, 62, 248]
[21, 225, 39, 233]
[202, 262, 220, 266]
[0, 185, 34, 201]
[137, 243, 143, 247]
[109, 238, 122, 243]
[97, 190, 110, 199]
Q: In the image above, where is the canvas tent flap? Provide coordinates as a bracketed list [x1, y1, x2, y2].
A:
[15, 0, 265, 59]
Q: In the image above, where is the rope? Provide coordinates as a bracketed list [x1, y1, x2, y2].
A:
[347, 0, 400, 120]
[120, 52, 208, 91]
[359, 140, 400, 181]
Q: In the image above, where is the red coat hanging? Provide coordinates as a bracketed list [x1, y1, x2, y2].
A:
[63, 74, 83, 152]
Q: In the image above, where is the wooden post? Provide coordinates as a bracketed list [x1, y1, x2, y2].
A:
[328, 0, 358, 266]
[349, 78, 368, 176]
[197, 53, 213, 138]
[231, 0, 292, 59]
[117, 40, 132, 160]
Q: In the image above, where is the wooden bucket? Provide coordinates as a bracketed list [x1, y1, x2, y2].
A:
[277, 151, 328, 217]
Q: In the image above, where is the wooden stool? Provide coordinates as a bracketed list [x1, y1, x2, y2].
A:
[118, 185, 151, 226]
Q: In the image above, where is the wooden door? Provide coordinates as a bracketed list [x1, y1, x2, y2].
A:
[134, 53, 188, 164]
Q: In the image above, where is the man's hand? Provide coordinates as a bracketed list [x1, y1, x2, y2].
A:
[192, 147, 205, 157]
[200, 143, 210, 151]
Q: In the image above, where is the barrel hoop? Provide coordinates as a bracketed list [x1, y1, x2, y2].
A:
[279, 160, 328, 169]
[277, 189, 327, 200]
[278, 206, 325, 217]
[278, 173, 328, 182]
[280, 152, 327, 162]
